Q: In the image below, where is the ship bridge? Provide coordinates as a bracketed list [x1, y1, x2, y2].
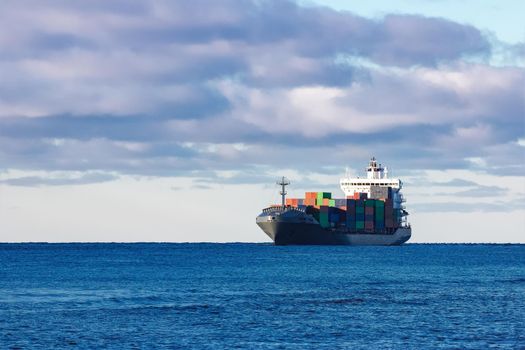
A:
[340, 157, 403, 199]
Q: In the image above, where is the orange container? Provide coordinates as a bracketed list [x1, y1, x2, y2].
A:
[304, 198, 315, 206]
[305, 192, 317, 199]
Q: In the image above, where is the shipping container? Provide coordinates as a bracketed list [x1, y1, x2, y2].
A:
[365, 206, 374, 215]
[304, 198, 316, 206]
[319, 216, 330, 228]
[334, 198, 346, 206]
[305, 192, 317, 200]
[319, 206, 330, 228]
[328, 199, 335, 207]
[316, 192, 331, 201]
[370, 186, 389, 199]
[356, 221, 365, 230]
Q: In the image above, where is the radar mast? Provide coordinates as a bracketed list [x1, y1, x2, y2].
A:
[276, 177, 290, 207]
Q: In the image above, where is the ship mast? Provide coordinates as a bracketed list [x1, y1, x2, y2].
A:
[276, 176, 290, 207]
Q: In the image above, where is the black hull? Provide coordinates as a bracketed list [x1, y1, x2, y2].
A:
[257, 221, 411, 246]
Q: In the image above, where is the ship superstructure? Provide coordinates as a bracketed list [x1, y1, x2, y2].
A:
[256, 157, 411, 245]
[340, 157, 408, 227]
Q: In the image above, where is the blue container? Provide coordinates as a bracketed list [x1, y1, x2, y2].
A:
[330, 213, 340, 223]
[334, 199, 346, 206]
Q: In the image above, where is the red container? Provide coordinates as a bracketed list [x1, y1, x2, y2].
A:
[365, 207, 374, 215]
[365, 222, 374, 229]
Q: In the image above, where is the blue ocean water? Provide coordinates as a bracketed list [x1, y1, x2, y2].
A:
[0, 244, 524, 349]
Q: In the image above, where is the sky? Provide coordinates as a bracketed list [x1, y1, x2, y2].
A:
[0, 0, 524, 243]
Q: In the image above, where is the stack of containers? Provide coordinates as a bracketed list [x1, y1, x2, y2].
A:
[346, 198, 356, 230]
[316, 192, 331, 206]
[365, 200, 375, 230]
[350, 192, 369, 200]
[384, 200, 393, 227]
[356, 199, 365, 230]
[319, 206, 330, 228]
[375, 200, 385, 230]
[285, 198, 298, 206]
[286, 198, 305, 207]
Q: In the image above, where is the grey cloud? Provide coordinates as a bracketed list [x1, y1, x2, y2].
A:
[0, 172, 118, 187]
[435, 185, 508, 198]
[412, 200, 525, 213]
[366, 15, 490, 67]
[433, 179, 480, 187]
[452, 186, 507, 197]
[0, 0, 521, 183]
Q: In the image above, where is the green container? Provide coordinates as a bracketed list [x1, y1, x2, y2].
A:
[375, 201, 385, 208]
[356, 207, 365, 213]
[319, 212, 330, 228]
[374, 215, 385, 222]
[328, 199, 335, 207]
[316, 192, 331, 202]
[356, 221, 365, 229]
[365, 200, 375, 207]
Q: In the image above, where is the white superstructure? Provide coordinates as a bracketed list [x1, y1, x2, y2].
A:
[340, 157, 408, 222]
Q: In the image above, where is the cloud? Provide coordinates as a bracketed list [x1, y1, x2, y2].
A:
[0, 172, 118, 187]
[412, 200, 525, 213]
[0, 0, 522, 183]
[432, 178, 479, 187]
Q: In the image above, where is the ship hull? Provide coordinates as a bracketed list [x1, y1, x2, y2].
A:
[258, 221, 411, 245]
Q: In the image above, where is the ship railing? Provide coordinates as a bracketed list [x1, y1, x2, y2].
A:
[262, 205, 306, 214]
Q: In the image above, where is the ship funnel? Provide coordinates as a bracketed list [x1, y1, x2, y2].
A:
[276, 177, 290, 207]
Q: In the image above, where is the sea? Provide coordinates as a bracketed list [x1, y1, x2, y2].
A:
[0, 243, 524, 349]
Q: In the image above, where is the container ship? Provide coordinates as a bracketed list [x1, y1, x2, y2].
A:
[256, 157, 411, 245]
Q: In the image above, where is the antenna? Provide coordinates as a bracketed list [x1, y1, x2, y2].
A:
[276, 176, 290, 207]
